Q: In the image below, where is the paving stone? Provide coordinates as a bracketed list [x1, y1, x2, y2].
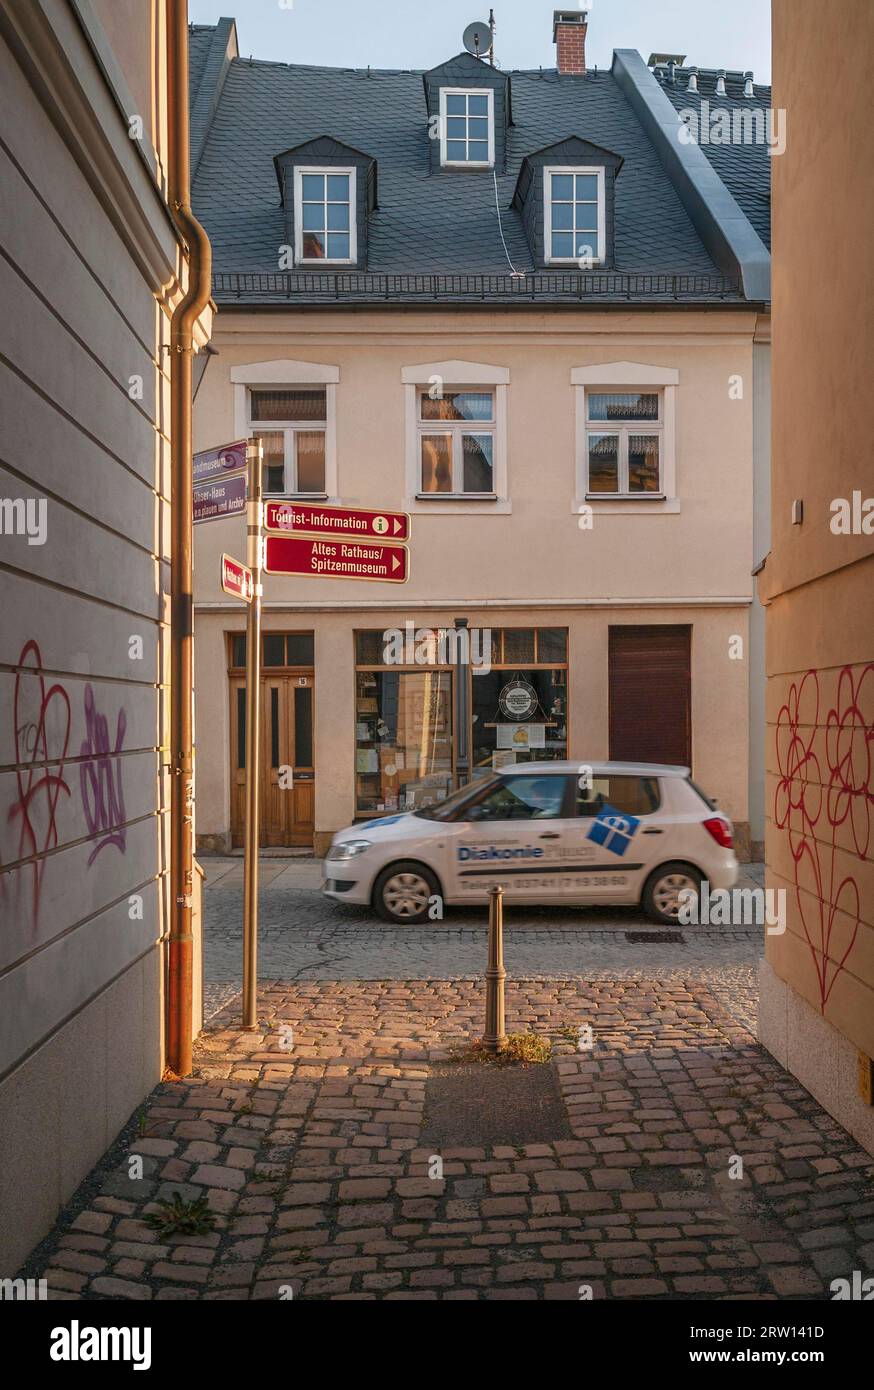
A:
[23, 960, 872, 1304]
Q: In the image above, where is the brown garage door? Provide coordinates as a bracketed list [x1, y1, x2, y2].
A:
[609, 625, 692, 767]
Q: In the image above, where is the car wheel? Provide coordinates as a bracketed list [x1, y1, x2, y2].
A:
[373, 861, 440, 925]
[642, 862, 702, 925]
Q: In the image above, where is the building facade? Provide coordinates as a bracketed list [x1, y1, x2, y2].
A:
[0, 0, 208, 1270]
[758, 0, 874, 1153]
[190, 15, 771, 860]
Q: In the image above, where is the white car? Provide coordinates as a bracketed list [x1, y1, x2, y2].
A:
[323, 761, 738, 925]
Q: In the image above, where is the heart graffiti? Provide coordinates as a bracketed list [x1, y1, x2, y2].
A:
[774, 663, 873, 1012]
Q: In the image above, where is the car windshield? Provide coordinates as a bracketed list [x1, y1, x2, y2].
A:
[414, 775, 500, 821]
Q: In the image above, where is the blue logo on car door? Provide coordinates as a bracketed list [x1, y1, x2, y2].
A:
[586, 806, 641, 857]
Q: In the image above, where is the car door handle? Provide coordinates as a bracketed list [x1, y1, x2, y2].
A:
[539, 832, 561, 839]
[642, 828, 664, 835]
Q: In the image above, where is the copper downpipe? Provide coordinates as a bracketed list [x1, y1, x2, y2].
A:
[166, 0, 212, 1075]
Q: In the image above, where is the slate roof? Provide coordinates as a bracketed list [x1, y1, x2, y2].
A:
[659, 68, 773, 250]
[189, 26, 770, 307]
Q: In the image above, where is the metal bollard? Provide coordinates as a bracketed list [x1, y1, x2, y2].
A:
[484, 885, 507, 1054]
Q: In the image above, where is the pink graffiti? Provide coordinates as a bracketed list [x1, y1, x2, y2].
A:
[5, 640, 72, 928]
[774, 664, 873, 1012]
[80, 684, 127, 865]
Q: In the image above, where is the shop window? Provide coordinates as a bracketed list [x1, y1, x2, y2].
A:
[355, 668, 453, 814]
[471, 627, 568, 772]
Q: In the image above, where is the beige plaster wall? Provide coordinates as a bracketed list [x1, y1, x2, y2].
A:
[0, 0, 178, 1268]
[194, 309, 759, 608]
[760, 0, 874, 1139]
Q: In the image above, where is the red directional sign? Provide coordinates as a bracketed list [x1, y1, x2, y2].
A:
[221, 553, 254, 601]
[265, 501, 410, 542]
[265, 535, 408, 583]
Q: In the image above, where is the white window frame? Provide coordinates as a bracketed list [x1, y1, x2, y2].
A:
[293, 166, 357, 266]
[544, 166, 606, 267]
[402, 360, 510, 514]
[571, 363, 679, 514]
[231, 360, 340, 501]
[439, 87, 495, 169]
[416, 388, 497, 498]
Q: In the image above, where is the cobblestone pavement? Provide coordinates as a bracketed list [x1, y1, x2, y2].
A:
[201, 857, 766, 1035]
[24, 979, 874, 1301]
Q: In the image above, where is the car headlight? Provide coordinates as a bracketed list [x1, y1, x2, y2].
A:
[328, 839, 372, 862]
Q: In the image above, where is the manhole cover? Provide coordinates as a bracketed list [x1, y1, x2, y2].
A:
[422, 1061, 571, 1147]
[625, 930, 685, 944]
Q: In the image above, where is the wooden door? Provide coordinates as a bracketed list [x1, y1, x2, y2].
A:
[229, 673, 315, 848]
[608, 625, 692, 768]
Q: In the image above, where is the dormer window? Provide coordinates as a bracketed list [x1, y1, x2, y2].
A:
[544, 167, 605, 265]
[294, 168, 356, 264]
[440, 88, 494, 167]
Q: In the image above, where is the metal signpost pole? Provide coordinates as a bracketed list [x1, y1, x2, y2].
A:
[242, 441, 263, 1030]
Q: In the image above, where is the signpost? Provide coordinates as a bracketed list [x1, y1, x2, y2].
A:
[264, 534, 409, 583]
[242, 444, 264, 1031]
[221, 553, 254, 602]
[209, 464, 410, 1030]
[265, 501, 410, 541]
[194, 439, 249, 483]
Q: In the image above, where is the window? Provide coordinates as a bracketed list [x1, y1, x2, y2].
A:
[293, 168, 356, 264]
[354, 652, 453, 814]
[574, 776, 661, 818]
[544, 167, 605, 265]
[439, 88, 494, 167]
[229, 633, 315, 669]
[471, 629, 568, 773]
[418, 389, 495, 495]
[466, 775, 569, 822]
[249, 389, 327, 495]
[585, 390, 662, 495]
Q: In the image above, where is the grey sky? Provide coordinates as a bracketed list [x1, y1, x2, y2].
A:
[187, 0, 772, 82]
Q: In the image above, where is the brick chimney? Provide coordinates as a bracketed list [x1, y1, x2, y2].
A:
[553, 8, 588, 76]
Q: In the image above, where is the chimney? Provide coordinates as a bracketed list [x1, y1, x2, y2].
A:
[553, 8, 587, 76]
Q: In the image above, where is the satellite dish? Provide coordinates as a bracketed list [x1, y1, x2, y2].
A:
[463, 20, 493, 58]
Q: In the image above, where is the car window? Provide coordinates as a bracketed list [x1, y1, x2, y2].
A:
[575, 775, 660, 818]
[466, 775, 568, 822]
[416, 775, 499, 821]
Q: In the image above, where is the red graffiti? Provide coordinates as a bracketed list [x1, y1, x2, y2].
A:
[80, 684, 127, 865]
[774, 664, 873, 1012]
[5, 640, 72, 928]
